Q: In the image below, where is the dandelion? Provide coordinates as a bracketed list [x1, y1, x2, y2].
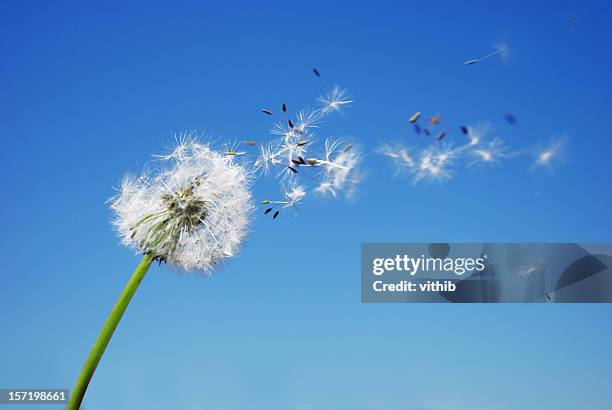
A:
[67, 136, 253, 409]
[317, 86, 353, 114]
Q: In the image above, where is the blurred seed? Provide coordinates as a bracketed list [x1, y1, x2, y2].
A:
[288, 119, 294, 128]
[261, 200, 271, 204]
[225, 151, 237, 156]
[291, 159, 302, 165]
[261, 109, 273, 115]
[288, 166, 298, 173]
[423, 128, 431, 136]
[297, 140, 308, 146]
[264, 208, 272, 215]
[459, 126, 469, 135]
[344, 144, 353, 152]
[243, 140, 257, 146]
[282, 103, 286, 112]
[414, 123, 421, 134]
[428, 114, 441, 126]
[464, 59, 479, 65]
[503, 113, 516, 125]
[273, 210, 280, 219]
[313, 68, 321, 77]
[409, 112, 421, 123]
[437, 131, 446, 140]
[306, 158, 318, 165]
[298, 156, 306, 164]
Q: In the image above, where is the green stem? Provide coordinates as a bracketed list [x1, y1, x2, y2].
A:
[67, 253, 154, 410]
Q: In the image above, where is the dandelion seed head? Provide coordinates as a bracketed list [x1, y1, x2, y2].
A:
[111, 135, 253, 273]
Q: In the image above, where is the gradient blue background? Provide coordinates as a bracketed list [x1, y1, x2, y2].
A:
[1, 1, 611, 409]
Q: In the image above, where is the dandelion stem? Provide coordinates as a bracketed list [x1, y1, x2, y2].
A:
[67, 253, 154, 410]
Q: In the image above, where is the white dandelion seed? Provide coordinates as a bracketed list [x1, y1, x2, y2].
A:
[377, 144, 416, 174]
[317, 86, 353, 115]
[530, 135, 568, 171]
[412, 145, 453, 185]
[467, 137, 510, 167]
[111, 135, 253, 273]
[464, 43, 511, 65]
[267, 182, 307, 209]
[464, 123, 493, 147]
[314, 139, 362, 198]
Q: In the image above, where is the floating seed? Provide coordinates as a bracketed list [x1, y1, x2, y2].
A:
[264, 208, 272, 215]
[437, 131, 446, 140]
[288, 119, 294, 128]
[313, 68, 321, 77]
[261, 200, 270, 204]
[423, 128, 431, 136]
[261, 109, 273, 115]
[288, 166, 298, 173]
[282, 103, 286, 112]
[243, 140, 257, 146]
[460, 126, 468, 135]
[409, 112, 421, 123]
[414, 123, 421, 134]
[273, 210, 280, 219]
[503, 113, 516, 125]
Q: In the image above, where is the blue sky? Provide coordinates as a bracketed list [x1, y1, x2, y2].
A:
[1, 1, 611, 409]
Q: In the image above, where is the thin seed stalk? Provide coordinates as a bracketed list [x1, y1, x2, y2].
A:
[67, 253, 154, 410]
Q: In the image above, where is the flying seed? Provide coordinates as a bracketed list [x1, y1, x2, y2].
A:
[273, 210, 280, 219]
[414, 123, 421, 134]
[243, 140, 257, 146]
[282, 103, 286, 112]
[298, 156, 306, 164]
[464, 59, 479, 65]
[261, 109, 273, 115]
[437, 131, 446, 140]
[261, 200, 271, 204]
[297, 140, 308, 146]
[409, 112, 421, 123]
[288, 166, 298, 173]
[313, 68, 321, 77]
[503, 113, 516, 125]
[264, 208, 272, 215]
[291, 159, 302, 165]
[306, 158, 318, 165]
[344, 144, 353, 152]
[460, 126, 469, 135]
[429, 114, 441, 126]
[423, 128, 431, 136]
[225, 151, 237, 156]
[288, 119, 294, 128]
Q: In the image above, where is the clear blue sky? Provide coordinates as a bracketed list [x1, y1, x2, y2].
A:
[1, 1, 611, 409]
